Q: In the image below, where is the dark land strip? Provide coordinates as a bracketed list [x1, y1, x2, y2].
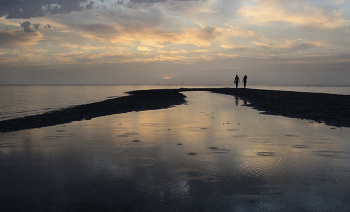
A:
[0, 88, 349, 133]
[0, 89, 186, 133]
[206, 88, 350, 128]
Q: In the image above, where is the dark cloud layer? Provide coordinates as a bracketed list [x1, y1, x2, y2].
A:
[129, 0, 168, 3]
[0, 0, 201, 19]
[0, 0, 93, 19]
[0, 30, 41, 48]
[125, 0, 199, 8]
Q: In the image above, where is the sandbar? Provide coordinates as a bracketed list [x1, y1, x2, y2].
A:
[0, 88, 349, 133]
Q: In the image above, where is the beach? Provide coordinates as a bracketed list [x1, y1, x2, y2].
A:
[1, 88, 349, 133]
[1, 88, 350, 211]
[209, 88, 350, 128]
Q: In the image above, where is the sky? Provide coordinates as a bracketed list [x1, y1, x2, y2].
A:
[0, 0, 349, 85]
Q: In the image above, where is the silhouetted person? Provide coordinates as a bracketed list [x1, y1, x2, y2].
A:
[243, 75, 248, 88]
[234, 75, 240, 88]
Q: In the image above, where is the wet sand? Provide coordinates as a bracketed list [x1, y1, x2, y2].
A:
[0, 88, 349, 133]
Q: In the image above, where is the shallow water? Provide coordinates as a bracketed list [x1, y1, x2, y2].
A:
[1, 85, 350, 121]
[1, 91, 350, 211]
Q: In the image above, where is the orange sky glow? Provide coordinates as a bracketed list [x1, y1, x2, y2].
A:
[0, 0, 349, 85]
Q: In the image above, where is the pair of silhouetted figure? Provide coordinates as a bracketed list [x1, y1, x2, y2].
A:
[233, 75, 248, 88]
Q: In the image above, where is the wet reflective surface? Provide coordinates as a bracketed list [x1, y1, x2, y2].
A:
[1, 85, 350, 121]
[1, 91, 350, 211]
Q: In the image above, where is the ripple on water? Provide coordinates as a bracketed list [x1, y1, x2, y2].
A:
[313, 151, 350, 159]
[172, 169, 206, 180]
[249, 138, 272, 143]
[200, 177, 219, 183]
[236, 151, 284, 178]
[187, 152, 198, 155]
[292, 145, 309, 149]
[146, 180, 173, 189]
[214, 195, 304, 212]
[187, 127, 208, 131]
[141, 123, 167, 127]
[226, 128, 239, 132]
[117, 132, 139, 137]
[208, 147, 231, 154]
[117, 157, 157, 167]
[42, 135, 73, 140]
[232, 134, 248, 138]
[0, 143, 14, 148]
[257, 152, 275, 157]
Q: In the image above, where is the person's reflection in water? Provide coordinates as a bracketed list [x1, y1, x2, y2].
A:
[243, 75, 248, 88]
[235, 96, 239, 106]
[234, 75, 240, 88]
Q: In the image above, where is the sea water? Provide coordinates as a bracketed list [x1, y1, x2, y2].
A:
[0, 88, 350, 211]
[0, 85, 350, 121]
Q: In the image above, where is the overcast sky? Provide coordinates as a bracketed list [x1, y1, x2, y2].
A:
[0, 0, 349, 85]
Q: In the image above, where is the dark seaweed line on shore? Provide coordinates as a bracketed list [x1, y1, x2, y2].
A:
[1, 88, 350, 133]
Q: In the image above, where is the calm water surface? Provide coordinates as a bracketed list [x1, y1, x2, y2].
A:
[0, 85, 350, 121]
[1, 91, 350, 211]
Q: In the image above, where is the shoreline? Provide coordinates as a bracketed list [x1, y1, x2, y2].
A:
[0, 88, 349, 133]
[204, 88, 350, 128]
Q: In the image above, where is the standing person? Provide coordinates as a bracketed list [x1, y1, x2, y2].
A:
[243, 75, 248, 88]
[234, 75, 240, 88]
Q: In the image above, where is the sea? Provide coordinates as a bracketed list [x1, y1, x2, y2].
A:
[0, 84, 350, 121]
[1, 85, 350, 211]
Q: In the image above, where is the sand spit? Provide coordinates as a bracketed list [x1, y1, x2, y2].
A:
[0, 88, 349, 133]
[0, 89, 186, 133]
[203, 88, 350, 128]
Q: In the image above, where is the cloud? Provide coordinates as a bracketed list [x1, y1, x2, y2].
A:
[20, 21, 34, 33]
[137, 46, 154, 51]
[0, 0, 202, 19]
[52, 51, 84, 63]
[60, 43, 80, 49]
[0, 0, 98, 19]
[73, 23, 117, 34]
[129, 0, 169, 3]
[251, 39, 330, 52]
[239, 0, 348, 29]
[0, 30, 43, 48]
[125, 0, 198, 8]
[105, 6, 171, 31]
[0, 48, 48, 67]
[70, 20, 257, 48]
[85, 2, 95, 10]
[194, 49, 208, 53]
[33, 23, 40, 30]
[221, 44, 254, 51]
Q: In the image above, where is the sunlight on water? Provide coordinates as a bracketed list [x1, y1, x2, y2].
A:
[1, 85, 349, 121]
[0, 91, 350, 211]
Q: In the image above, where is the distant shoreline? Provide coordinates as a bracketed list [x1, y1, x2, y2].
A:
[0, 88, 349, 133]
